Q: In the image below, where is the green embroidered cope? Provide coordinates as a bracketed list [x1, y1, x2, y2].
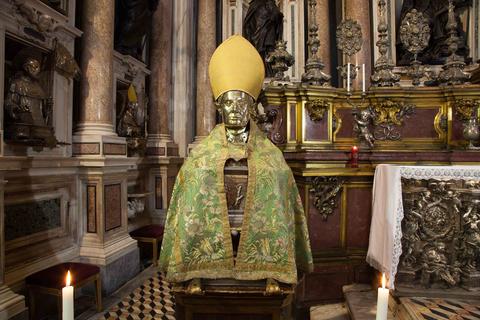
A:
[159, 122, 313, 284]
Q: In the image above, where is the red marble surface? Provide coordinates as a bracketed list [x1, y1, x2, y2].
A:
[304, 111, 329, 141]
[308, 195, 342, 251]
[346, 187, 372, 248]
[401, 108, 438, 139]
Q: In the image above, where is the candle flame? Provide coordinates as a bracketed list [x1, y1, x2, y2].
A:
[381, 273, 386, 289]
[353, 146, 358, 151]
[66, 270, 71, 286]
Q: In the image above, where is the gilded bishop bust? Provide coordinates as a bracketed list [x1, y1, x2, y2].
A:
[159, 35, 313, 294]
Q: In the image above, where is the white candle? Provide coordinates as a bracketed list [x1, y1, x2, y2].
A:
[62, 271, 74, 320]
[376, 273, 389, 320]
[347, 63, 351, 92]
[362, 64, 366, 93]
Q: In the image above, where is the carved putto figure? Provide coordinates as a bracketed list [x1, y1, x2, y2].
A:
[243, 0, 284, 77]
[4, 48, 56, 146]
[353, 107, 375, 148]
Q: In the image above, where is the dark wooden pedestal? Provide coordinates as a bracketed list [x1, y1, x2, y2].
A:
[174, 279, 295, 320]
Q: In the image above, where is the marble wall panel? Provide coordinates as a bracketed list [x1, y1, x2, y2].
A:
[5, 198, 61, 241]
[104, 184, 122, 231]
[87, 185, 96, 233]
[289, 103, 297, 142]
[304, 111, 329, 141]
[308, 196, 342, 251]
[304, 264, 350, 303]
[346, 187, 372, 249]
[72, 143, 101, 155]
[155, 176, 163, 210]
[401, 108, 439, 139]
[334, 108, 354, 139]
[103, 143, 127, 156]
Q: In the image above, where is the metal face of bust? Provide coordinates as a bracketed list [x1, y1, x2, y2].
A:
[217, 90, 254, 129]
[23, 58, 41, 78]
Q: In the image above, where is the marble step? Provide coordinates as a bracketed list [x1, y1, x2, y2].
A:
[343, 284, 395, 320]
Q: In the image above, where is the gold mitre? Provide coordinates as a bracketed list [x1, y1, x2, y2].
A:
[208, 35, 265, 101]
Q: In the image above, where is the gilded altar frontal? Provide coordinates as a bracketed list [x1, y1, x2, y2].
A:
[0, 0, 479, 319]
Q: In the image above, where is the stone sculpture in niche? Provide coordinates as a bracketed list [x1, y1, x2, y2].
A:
[4, 48, 57, 147]
[396, 0, 472, 65]
[114, 0, 159, 60]
[116, 85, 146, 155]
[243, 0, 284, 77]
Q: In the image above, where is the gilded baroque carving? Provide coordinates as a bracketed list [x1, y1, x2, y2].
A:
[305, 100, 328, 122]
[336, 19, 363, 58]
[353, 106, 375, 148]
[437, 0, 471, 86]
[453, 99, 480, 149]
[310, 177, 345, 221]
[266, 40, 294, 82]
[400, 179, 480, 289]
[253, 104, 285, 145]
[399, 9, 431, 86]
[301, 0, 330, 86]
[371, 100, 415, 141]
[371, 0, 400, 87]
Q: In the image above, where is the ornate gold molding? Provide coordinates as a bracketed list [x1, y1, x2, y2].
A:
[305, 100, 329, 122]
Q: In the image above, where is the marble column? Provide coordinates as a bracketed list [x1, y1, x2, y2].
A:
[173, 0, 196, 157]
[148, 0, 178, 157]
[345, 0, 372, 89]
[0, 176, 26, 319]
[317, 0, 332, 76]
[194, 0, 216, 141]
[73, 0, 126, 157]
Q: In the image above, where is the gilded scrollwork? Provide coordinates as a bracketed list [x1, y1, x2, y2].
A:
[400, 179, 480, 289]
[370, 100, 415, 141]
[453, 99, 480, 121]
[310, 177, 345, 221]
[305, 100, 329, 122]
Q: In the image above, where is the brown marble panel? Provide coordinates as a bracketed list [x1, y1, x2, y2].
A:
[451, 118, 464, 142]
[308, 193, 341, 251]
[104, 184, 122, 231]
[304, 110, 329, 141]
[103, 143, 127, 155]
[289, 103, 296, 141]
[147, 147, 166, 156]
[346, 187, 372, 249]
[155, 177, 163, 210]
[167, 147, 179, 156]
[87, 185, 96, 233]
[304, 264, 350, 303]
[73, 143, 100, 155]
[335, 109, 354, 139]
[401, 108, 439, 139]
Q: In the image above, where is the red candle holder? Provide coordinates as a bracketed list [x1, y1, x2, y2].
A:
[350, 146, 359, 168]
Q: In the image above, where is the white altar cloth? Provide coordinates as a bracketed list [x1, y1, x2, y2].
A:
[366, 164, 480, 288]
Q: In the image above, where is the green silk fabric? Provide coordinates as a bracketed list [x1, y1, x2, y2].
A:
[159, 122, 313, 284]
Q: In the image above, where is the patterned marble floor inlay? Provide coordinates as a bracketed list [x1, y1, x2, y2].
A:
[99, 272, 175, 320]
[401, 297, 480, 320]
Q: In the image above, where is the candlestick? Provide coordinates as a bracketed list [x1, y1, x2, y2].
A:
[347, 63, 351, 92]
[350, 145, 359, 168]
[362, 64, 366, 93]
[376, 273, 389, 320]
[62, 271, 74, 320]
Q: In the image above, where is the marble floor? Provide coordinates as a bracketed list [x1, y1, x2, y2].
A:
[310, 303, 349, 320]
